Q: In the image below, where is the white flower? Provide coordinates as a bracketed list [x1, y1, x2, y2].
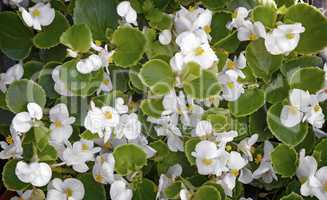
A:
[238, 134, 258, 161]
[223, 52, 247, 79]
[92, 153, 115, 184]
[12, 102, 43, 133]
[313, 167, 327, 200]
[215, 130, 238, 149]
[19, 3, 55, 30]
[192, 140, 229, 175]
[296, 149, 321, 197]
[303, 95, 325, 129]
[117, 1, 138, 26]
[110, 180, 133, 200]
[52, 65, 74, 97]
[97, 73, 113, 95]
[15, 161, 52, 187]
[180, 189, 191, 200]
[0, 129, 23, 159]
[2, 0, 23, 7]
[0, 62, 24, 93]
[49, 103, 75, 145]
[265, 23, 305, 55]
[115, 113, 141, 140]
[156, 164, 182, 199]
[253, 141, 277, 183]
[226, 7, 249, 30]
[195, 120, 213, 137]
[10, 190, 32, 200]
[159, 29, 172, 45]
[280, 89, 311, 127]
[67, 49, 78, 58]
[218, 73, 244, 101]
[237, 21, 266, 41]
[62, 140, 101, 173]
[47, 178, 85, 200]
[76, 54, 103, 74]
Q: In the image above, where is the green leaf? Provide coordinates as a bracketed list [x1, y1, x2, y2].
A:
[33, 11, 70, 49]
[113, 144, 147, 176]
[140, 59, 175, 95]
[38, 144, 58, 162]
[164, 181, 182, 199]
[280, 192, 303, 200]
[204, 182, 226, 200]
[60, 24, 92, 53]
[140, 98, 164, 118]
[275, 0, 296, 7]
[78, 173, 106, 200]
[112, 26, 146, 67]
[202, 0, 228, 10]
[265, 74, 289, 104]
[284, 3, 327, 54]
[59, 59, 104, 96]
[0, 11, 33, 60]
[251, 5, 277, 28]
[38, 61, 61, 99]
[146, 9, 172, 30]
[149, 140, 170, 162]
[2, 160, 30, 191]
[133, 178, 157, 200]
[271, 144, 298, 177]
[228, 89, 265, 117]
[74, 0, 118, 40]
[5, 79, 46, 113]
[267, 103, 308, 146]
[193, 185, 221, 200]
[30, 189, 45, 200]
[280, 55, 323, 78]
[289, 67, 325, 93]
[183, 68, 221, 99]
[184, 138, 201, 166]
[249, 108, 272, 141]
[313, 138, 327, 167]
[246, 39, 283, 82]
[211, 12, 232, 43]
[214, 31, 240, 53]
[32, 126, 50, 151]
[80, 130, 99, 140]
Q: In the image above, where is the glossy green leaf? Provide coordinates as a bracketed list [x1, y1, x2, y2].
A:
[2, 160, 30, 191]
[140, 98, 164, 118]
[280, 192, 303, 200]
[265, 74, 289, 104]
[0, 12, 33, 60]
[246, 39, 283, 82]
[184, 138, 201, 166]
[284, 3, 327, 54]
[60, 24, 92, 53]
[289, 67, 325, 93]
[133, 178, 157, 200]
[5, 79, 46, 113]
[38, 61, 61, 99]
[23, 61, 43, 80]
[113, 144, 147, 176]
[228, 89, 265, 117]
[211, 12, 232, 43]
[251, 5, 277, 27]
[267, 103, 308, 146]
[78, 173, 106, 200]
[74, 0, 118, 40]
[271, 144, 298, 177]
[193, 185, 221, 200]
[313, 138, 327, 167]
[112, 26, 146, 67]
[33, 11, 70, 49]
[202, 0, 228, 10]
[164, 181, 182, 199]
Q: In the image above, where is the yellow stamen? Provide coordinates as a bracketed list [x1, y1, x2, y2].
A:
[226, 60, 236, 70]
[299, 176, 307, 184]
[323, 182, 327, 192]
[225, 145, 232, 152]
[249, 33, 257, 41]
[95, 40, 102, 46]
[195, 47, 205, 56]
[231, 169, 239, 177]
[65, 188, 73, 197]
[102, 79, 110, 86]
[103, 142, 112, 150]
[188, 104, 193, 111]
[286, 33, 295, 39]
[104, 111, 113, 120]
[5, 135, 13, 145]
[202, 158, 214, 166]
[82, 144, 89, 151]
[107, 56, 113, 64]
[226, 82, 235, 89]
[95, 175, 104, 182]
[314, 105, 321, 112]
[54, 120, 62, 128]
[204, 25, 212, 33]
[250, 147, 256, 154]
[232, 10, 238, 19]
[32, 9, 41, 17]
[188, 5, 195, 11]
[255, 154, 262, 164]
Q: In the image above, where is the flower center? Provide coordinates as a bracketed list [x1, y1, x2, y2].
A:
[65, 188, 73, 197]
[5, 135, 13, 145]
[95, 174, 104, 182]
[104, 111, 113, 120]
[231, 169, 239, 177]
[286, 33, 295, 39]
[249, 33, 257, 41]
[95, 40, 102, 46]
[107, 56, 113, 64]
[226, 60, 236, 70]
[204, 25, 211, 33]
[314, 105, 321, 112]
[82, 144, 89, 151]
[324, 182, 327, 192]
[103, 142, 112, 150]
[195, 47, 205, 56]
[225, 145, 232, 152]
[32, 9, 41, 17]
[188, 5, 195, 11]
[202, 158, 214, 166]
[102, 79, 110, 86]
[54, 120, 62, 128]
[226, 82, 235, 89]
[255, 154, 262, 164]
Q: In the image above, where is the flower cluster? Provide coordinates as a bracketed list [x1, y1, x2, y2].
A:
[1, 0, 327, 200]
